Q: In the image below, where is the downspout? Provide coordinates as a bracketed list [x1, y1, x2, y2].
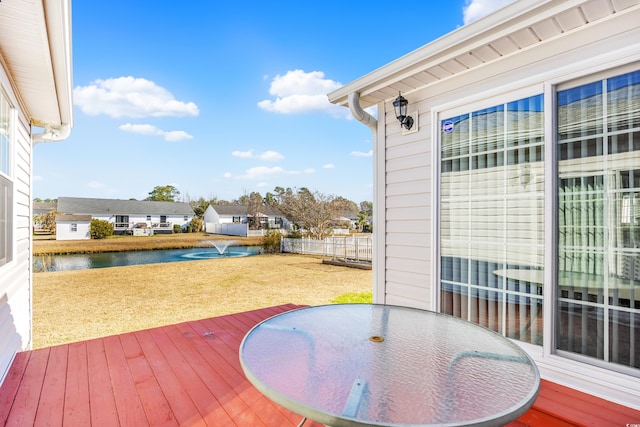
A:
[32, 123, 72, 145]
[348, 92, 376, 132]
[347, 92, 384, 305]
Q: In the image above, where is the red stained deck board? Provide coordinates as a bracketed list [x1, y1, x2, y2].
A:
[1, 304, 639, 427]
[160, 325, 240, 427]
[134, 328, 205, 427]
[102, 334, 149, 426]
[527, 380, 640, 427]
[147, 325, 234, 427]
[63, 341, 91, 426]
[5, 347, 50, 426]
[0, 351, 30, 425]
[34, 344, 68, 426]
[86, 338, 120, 426]
[119, 331, 177, 427]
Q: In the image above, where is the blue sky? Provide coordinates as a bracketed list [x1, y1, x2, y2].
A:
[33, 0, 513, 204]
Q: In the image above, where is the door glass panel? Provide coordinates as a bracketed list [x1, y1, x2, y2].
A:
[440, 94, 544, 345]
[557, 70, 640, 371]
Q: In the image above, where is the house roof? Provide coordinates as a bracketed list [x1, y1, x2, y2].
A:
[55, 214, 91, 222]
[0, 0, 73, 130]
[33, 201, 57, 213]
[57, 197, 194, 216]
[328, 0, 640, 109]
[210, 204, 285, 217]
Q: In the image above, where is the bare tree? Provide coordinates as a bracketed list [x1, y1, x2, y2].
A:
[247, 191, 264, 229]
[41, 210, 58, 233]
[274, 187, 352, 240]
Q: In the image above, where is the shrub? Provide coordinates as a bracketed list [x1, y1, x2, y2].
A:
[287, 228, 303, 239]
[90, 219, 114, 239]
[173, 224, 182, 233]
[262, 229, 282, 254]
[190, 217, 203, 232]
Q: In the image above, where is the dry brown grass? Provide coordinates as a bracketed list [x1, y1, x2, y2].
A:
[33, 251, 372, 349]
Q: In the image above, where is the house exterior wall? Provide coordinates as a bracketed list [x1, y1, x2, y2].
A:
[55, 220, 90, 240]
[379, 4, 639, 307]
[91, 214, 192, 228]
[203, 205, 218, 233]
[217, 214, 242, 224]
[376, 6, 639, 408]
[0, 65, 33, 384]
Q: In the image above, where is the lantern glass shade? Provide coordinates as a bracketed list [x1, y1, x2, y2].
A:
[393, 94, 408, 120]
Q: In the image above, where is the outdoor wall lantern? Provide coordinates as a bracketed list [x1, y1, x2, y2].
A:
[393, 92, 414, 130]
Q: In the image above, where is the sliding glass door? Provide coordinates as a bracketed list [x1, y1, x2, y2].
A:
[439, 68, 640, 373]
[556, 70, 640, 370]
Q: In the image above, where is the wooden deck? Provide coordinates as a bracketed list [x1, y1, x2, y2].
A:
[1, 304, 639, 426]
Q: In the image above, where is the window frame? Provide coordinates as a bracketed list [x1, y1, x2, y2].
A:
[0, 87, 14, 270]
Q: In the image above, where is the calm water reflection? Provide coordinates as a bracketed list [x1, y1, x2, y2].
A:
[34, 245, 262, 272]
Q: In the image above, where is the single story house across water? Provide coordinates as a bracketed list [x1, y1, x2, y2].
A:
[56, 196, 195, 239]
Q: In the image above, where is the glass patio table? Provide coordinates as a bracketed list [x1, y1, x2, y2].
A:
[239, 304, 540, 427]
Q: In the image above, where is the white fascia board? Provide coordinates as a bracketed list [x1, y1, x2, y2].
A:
[328, 0, 589, 108]
[43, 0, 73, 129]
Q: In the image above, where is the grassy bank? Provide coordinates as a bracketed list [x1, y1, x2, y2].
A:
[33, 232, 263, 255]
[33, 238, 373, 349]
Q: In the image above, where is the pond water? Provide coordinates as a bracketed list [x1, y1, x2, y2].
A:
[33, 245, 262, 272]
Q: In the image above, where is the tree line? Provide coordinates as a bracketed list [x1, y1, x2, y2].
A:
[33, 185, 374, 240]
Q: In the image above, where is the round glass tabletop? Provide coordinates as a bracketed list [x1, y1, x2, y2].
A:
[240, 304, 540, 427]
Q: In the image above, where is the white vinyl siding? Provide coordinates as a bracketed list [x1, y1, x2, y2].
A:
[384, 117, 432, 307]
[0, 70, 33, 384]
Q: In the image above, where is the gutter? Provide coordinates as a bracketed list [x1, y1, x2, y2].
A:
[32, 123, 72, 144]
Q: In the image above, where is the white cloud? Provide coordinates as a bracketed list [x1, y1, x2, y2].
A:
[119, 123, 193, 142]
[87, 181, 106, 189]
[463, 0, 515, 25]
[232, 149, 284, 161]
[232, 149, 254, 158]
[258, 69, 347, 116]
[225, 166, 315, 180]
[259, 150, 284, 161]
[74, 76, 200, 118]
[323, 164, 335, 169]
[242, 166, 285, 179]
[350, 150, 373, 157]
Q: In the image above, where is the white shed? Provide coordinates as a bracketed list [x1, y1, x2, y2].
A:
[0, 0, 73, 385]
[55, 215, 92, 241]
[329, 0, 640, 410]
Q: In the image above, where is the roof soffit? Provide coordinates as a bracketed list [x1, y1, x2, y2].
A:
[328, 0, 640, 109]
[0, 0, 73, 128]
